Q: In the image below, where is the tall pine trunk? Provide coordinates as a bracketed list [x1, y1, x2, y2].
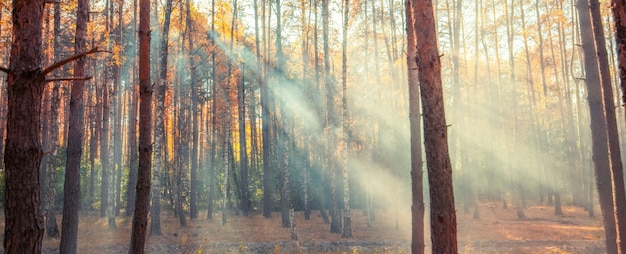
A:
[589, 0, 626, 251]
[412, 0, 458, 252]
[129, 0, 152, 248]
[577, 0, 618, 252]
[406, 0, 424, 252]
[150, 0, 173, 235]
[59, 0, 89, 251]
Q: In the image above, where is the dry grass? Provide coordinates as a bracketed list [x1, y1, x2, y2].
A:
[2, 203, 608, 253]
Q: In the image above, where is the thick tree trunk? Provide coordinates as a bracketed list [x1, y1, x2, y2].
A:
[413, 0, 458, 252]
[3, 0, 46, 252]
[577, 0, 618, 252]
[59, 0, 88, 251]
[589, 0, 626, 251]
[129, 0, 152, 249]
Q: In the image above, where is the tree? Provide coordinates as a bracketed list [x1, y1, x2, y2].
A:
[590, 0, 626, 251]
[406, 0, 424, 252]
[44, 0, 63, 238]
[129, 0, 152, 249]
[126, 0, 139, 217]
[577, 0, 618, 252]
[341, 0, 351, 239]
[2, 0, 100, 251]
[261, 0, 273, 219]
[1, 0, 47, 250]
[322, 0, 341, 235]
[612, 0, 626, 114]
[59, 0, 90, 251]
[150, 0, 174, 235]
[187, 0, 200, 220]
[412, 0, 458, 252]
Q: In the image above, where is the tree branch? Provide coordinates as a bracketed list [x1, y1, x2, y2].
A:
[0, 66, 8, 74]
[43, 47, 110, 75]
[46, 76, 93, 83]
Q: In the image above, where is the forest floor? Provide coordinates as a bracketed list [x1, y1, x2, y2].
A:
[26, 203, 605, 253]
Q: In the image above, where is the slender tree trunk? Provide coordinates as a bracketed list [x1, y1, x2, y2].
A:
[260, 0, 273, 219]
[59, 0, 89, 250]
[413, 0, 458, 252]
[125, 0, 139, 217]
[407, 0, 424, 252]
[150, 0, 173, 235]
[322, 0, 341, 235]
[238, 57, 249, 217]
[341, 0, 352, 239]
[222, 0, 237, 225]
[44, 0, 62, 238]
[300, 0, 312, 221]
[207, 0, 217, 220]
[129, 0, 152, 248]
[111, 0, 124, 216]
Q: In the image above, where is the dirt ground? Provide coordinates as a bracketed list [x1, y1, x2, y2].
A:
[28, 203, 606, 253]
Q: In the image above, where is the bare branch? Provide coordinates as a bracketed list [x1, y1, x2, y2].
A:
[0, 66, 8, 74]
[43, 47, 110, 75]
[46, 76, 93, 83]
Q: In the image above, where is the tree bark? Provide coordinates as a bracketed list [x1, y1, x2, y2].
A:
[261, 0, 273, 219]
[590, 0, 626, 251]
[186, 0, 199, 220]
[413, 0, 458, 252]
[125, 0, 139, 217]
[59, 0, 89, 251]
[129, 0, 152, 249]
[406, 0, 424, 252]
[341, 0, 351, 239]
[577, 0, 618, 252]
[44, 0, 62, 238]
[150, 0, 173, 235]
[3, 0, 46, 251]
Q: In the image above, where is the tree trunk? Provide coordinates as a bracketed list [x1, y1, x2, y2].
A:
[412, 0, 458, 252]
[238, 62, 249, 217]
[322, 0, 341, 235]
[59, 0, 88, 251]
[589, 0, 626, 251]
[612, 0, 626, 114]
[125, 0, 139, 217]
[406, 0, 424, 252]
[112, 0, 124, 216]
[150, 0, 173, 235]
[207, 0, 217, 220]
[3, 0, 47, 251]
[44, 0, 62, 238]
[129, 0, 152, 249]
[261, 0, 273, 219]
[577, 0, 618, 252]
[186, 0, 199, 220]
[340, 0, 351, 239]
